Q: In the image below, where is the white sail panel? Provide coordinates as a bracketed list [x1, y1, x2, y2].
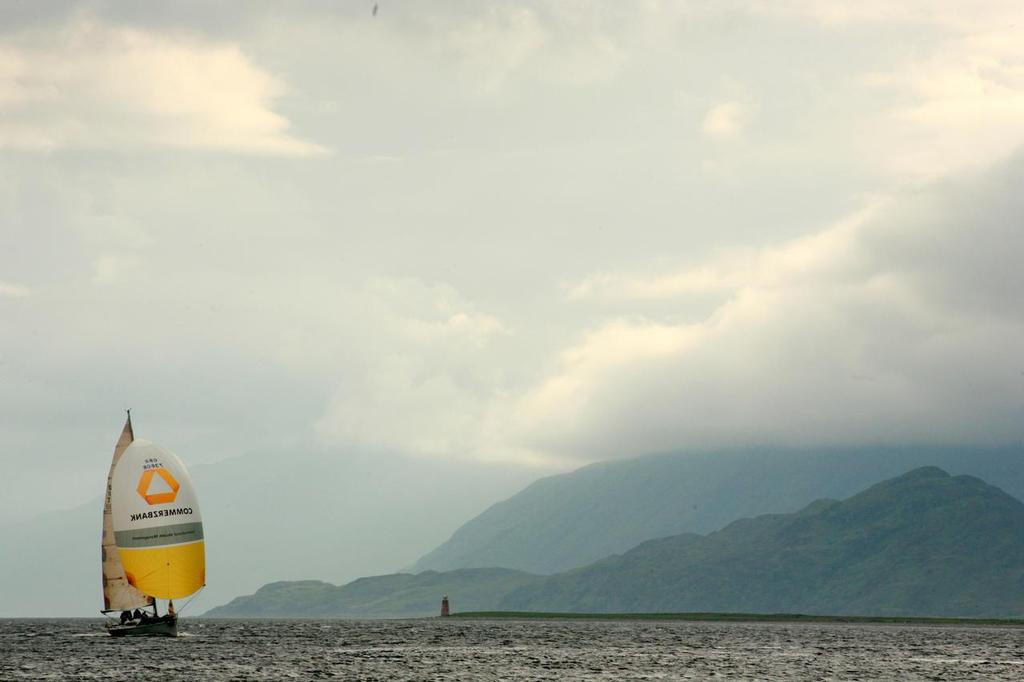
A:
[110, 440, 206, 600]
[101, 416, 154, 612]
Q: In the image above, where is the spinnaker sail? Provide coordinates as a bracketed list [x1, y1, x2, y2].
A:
[109, 436, 206, 600]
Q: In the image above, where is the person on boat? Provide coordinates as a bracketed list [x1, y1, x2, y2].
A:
[132, 608, 143, 621]
[119, 610, 132, 625]
[167, 600, 175, 617]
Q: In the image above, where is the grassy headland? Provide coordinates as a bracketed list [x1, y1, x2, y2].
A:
[450, 611, 1024, 626]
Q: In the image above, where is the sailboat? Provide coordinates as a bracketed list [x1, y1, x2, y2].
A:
[101, 412, 205, 637]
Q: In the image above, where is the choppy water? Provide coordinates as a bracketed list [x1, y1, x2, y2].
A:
[2, 618, 1022, 680]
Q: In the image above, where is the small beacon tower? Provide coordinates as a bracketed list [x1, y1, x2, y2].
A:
[441, 595, 450, 617]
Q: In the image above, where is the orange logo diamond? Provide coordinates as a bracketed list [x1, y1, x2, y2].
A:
[136, 468, 180, 505]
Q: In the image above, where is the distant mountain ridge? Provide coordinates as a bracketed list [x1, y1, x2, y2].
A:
[413, 446, 1024, 575]
[204, 569, 542, 618]
[207, 467, 1024, 618]
[500, 467, 1024, 616]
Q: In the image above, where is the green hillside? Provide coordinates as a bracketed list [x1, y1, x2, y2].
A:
[203, 568, 541, 618]
[413, 446, 1024, 575]
[207, 467, 1024, 618]
[500, 467, 1024, 617]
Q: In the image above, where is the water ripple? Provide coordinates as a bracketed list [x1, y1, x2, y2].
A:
[1, 618, 1022, 680]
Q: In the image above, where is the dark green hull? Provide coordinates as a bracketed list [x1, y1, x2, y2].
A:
[108, 615, 177, 637]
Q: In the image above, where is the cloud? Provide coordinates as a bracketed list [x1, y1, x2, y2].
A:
[702, 102, 746, 140]
[569, 204, 876, 303]
[444, 5, 547, 93]
[312, 277, 539, 464]
[91, 254, 141, 285]
[6, 0, 1024, 518]
[756, 1, 1014, 28]
[309, 153, 1024, 467]
[860, 26, 1024, 179]
[569, 258, 749, 302]
[751, 2, 1024, 180]
[0, 280, 30, 297]
[520, 155, 1024, 460]
[436, 2, 631, 94]
[0, 18, 322, 155]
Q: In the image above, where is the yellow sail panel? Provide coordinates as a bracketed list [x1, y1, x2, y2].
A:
[120, 541, 206, 600]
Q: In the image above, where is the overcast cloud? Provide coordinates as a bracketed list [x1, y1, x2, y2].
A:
[2, 1, 1023, 522]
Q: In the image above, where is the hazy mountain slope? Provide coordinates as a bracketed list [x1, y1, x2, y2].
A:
[205, 466, 1024, 618]
[413, 446, 1024, 575]
[0, 449, 537, 617]
[500, 467, 1024, 617]
[204, 568, 542, 618]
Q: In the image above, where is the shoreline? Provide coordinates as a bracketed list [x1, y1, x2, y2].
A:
[449, 611, 1024, 626]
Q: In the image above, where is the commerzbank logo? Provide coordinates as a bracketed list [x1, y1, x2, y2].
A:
[136, 465, 180, 505]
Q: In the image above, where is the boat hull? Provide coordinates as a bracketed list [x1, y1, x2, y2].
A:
[107, 615, 178, 637]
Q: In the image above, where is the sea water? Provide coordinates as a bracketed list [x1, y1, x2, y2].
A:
[1, 618, 1021, 680]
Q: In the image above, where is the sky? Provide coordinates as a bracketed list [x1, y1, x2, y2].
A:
[2, 0, 1024, 524]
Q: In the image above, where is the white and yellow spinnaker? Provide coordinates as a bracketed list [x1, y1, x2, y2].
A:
[110, 439, 205, 600]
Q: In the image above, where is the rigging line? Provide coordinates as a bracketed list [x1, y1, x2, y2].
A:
[176, 586, 205, 615]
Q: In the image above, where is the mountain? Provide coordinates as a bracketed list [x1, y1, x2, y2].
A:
[0, 448, 538, 617]
[203, 568, 541, 618]
[413, 446, 1024, 575]
[206, 467, 1024, 618]
[500, 467, 1024, 617]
